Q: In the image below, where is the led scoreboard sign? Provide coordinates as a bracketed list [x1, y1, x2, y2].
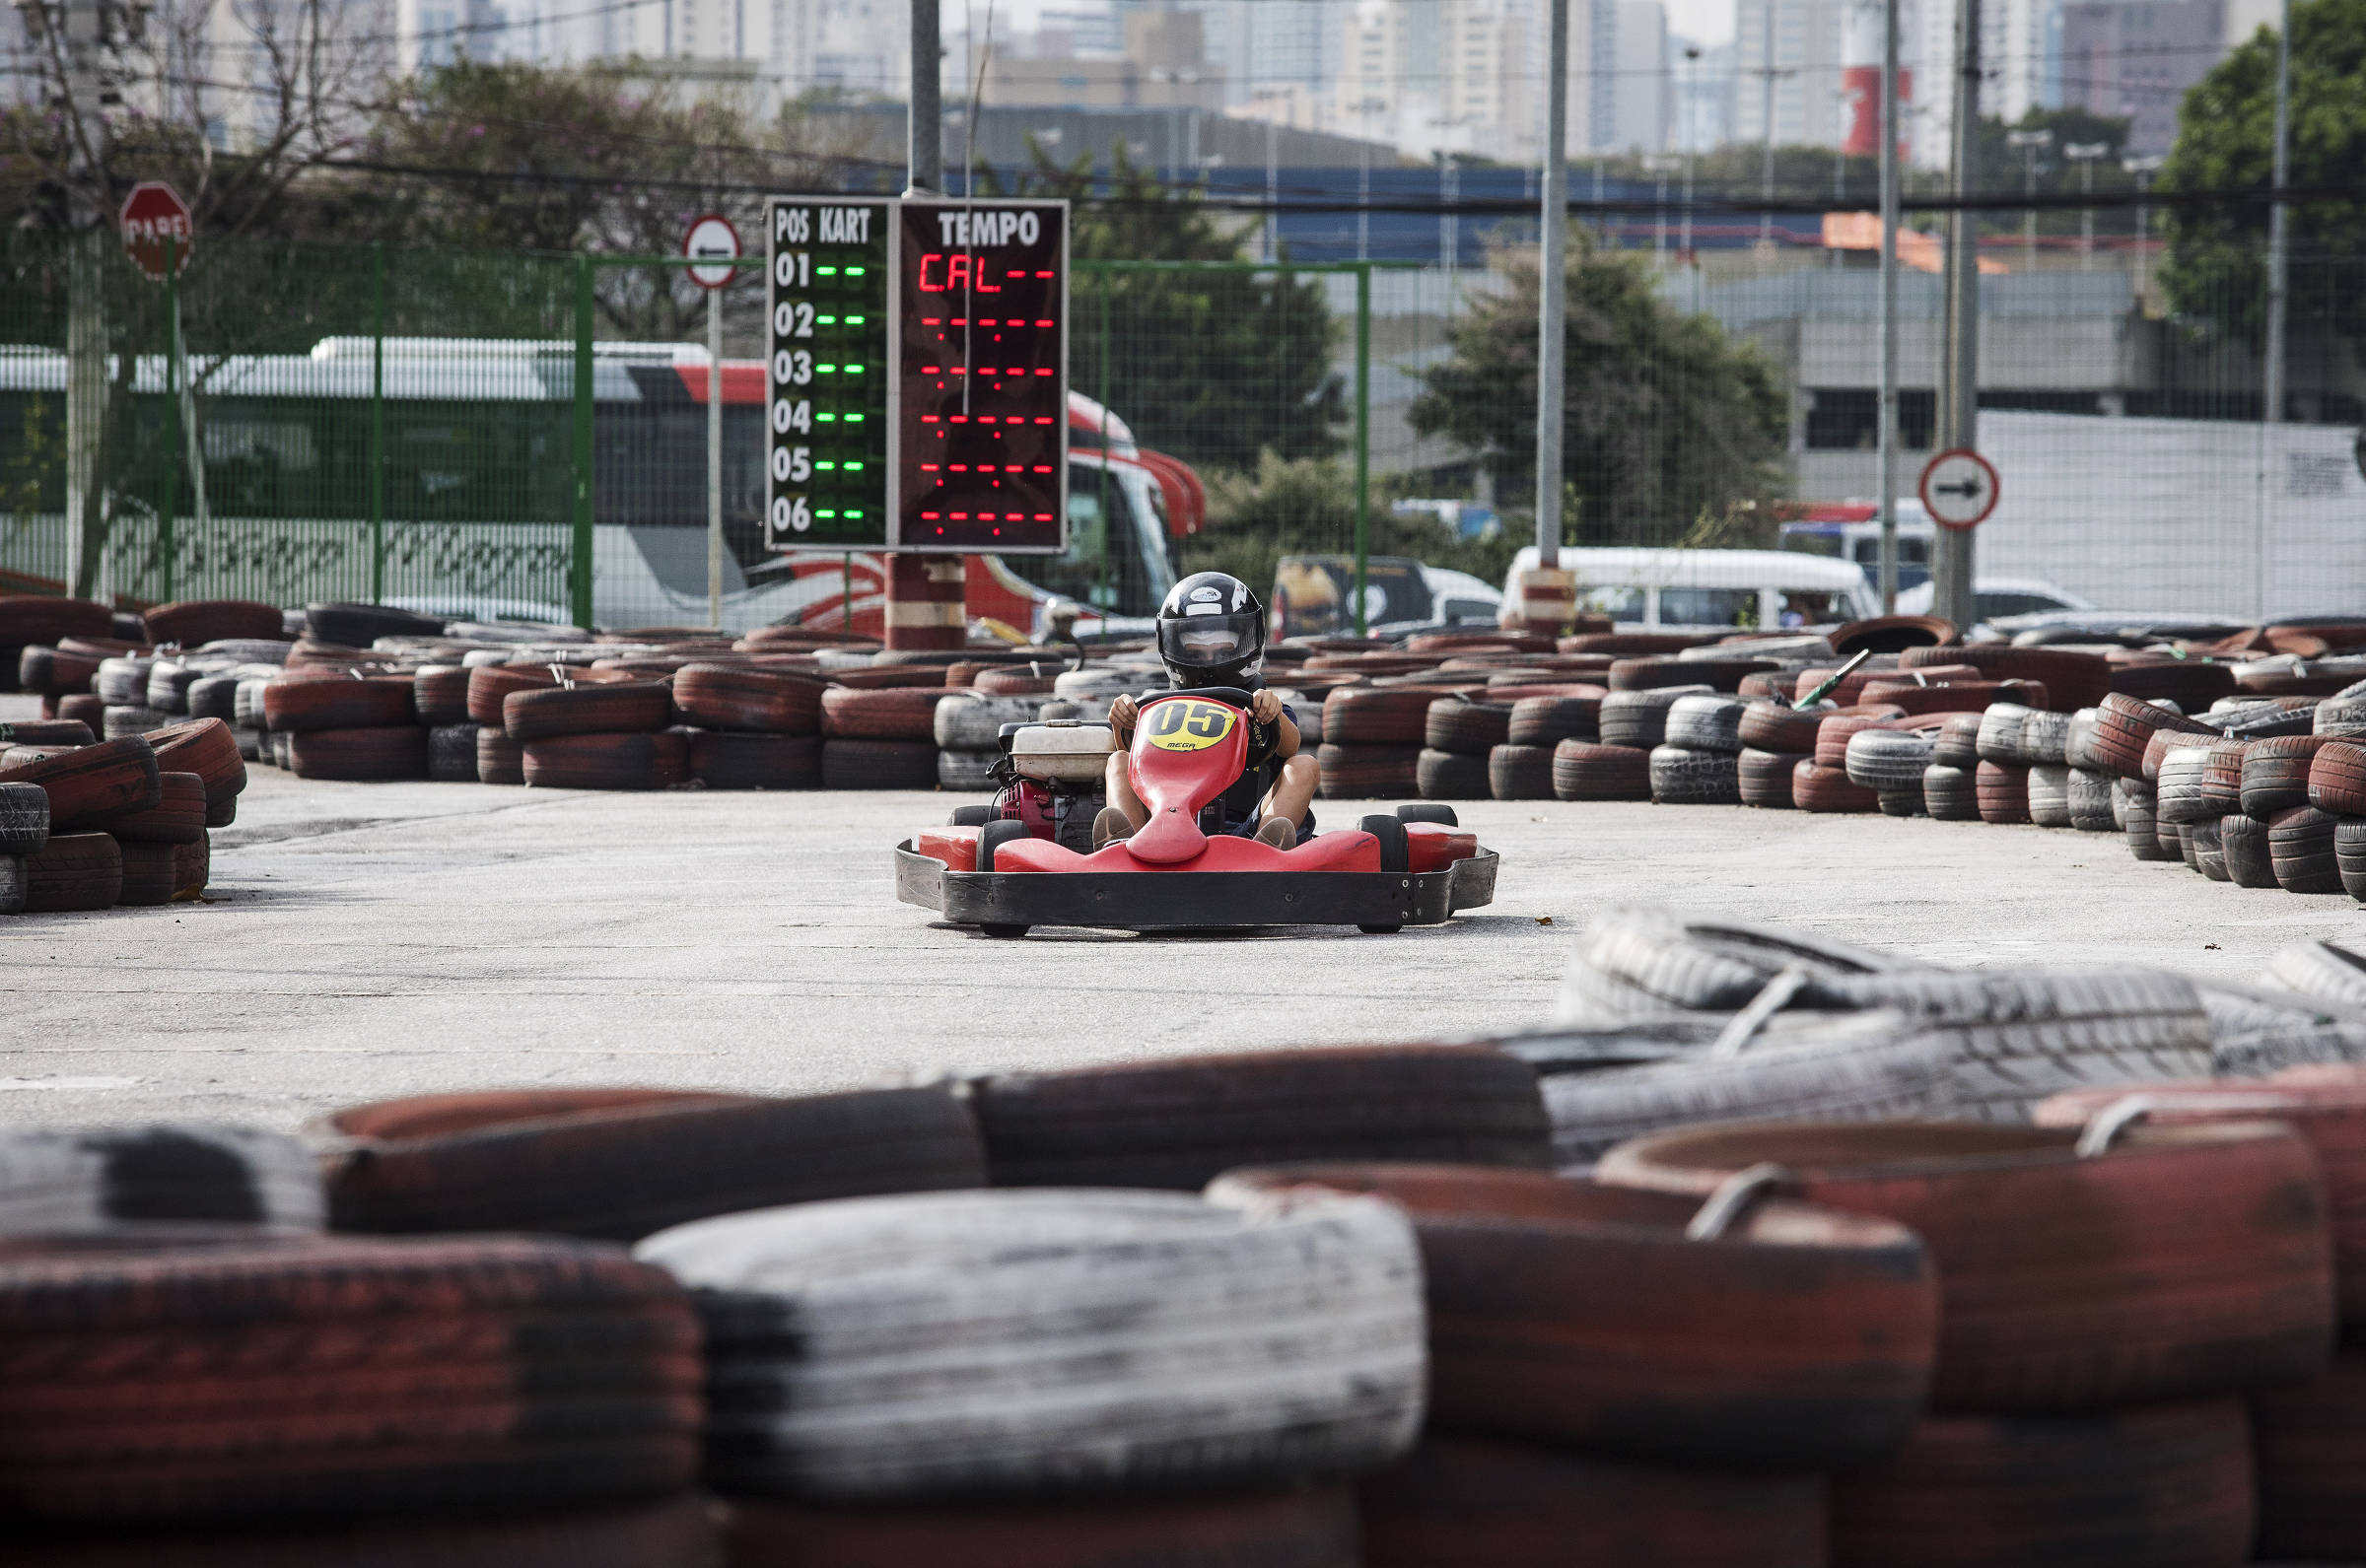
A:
[894, 199, 1070, 554]
[765, 197, 893, 551]
[765, 195, 1070, 557]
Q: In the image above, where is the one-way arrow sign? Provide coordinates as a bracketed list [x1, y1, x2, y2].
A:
[1918, 448, 2000, 530]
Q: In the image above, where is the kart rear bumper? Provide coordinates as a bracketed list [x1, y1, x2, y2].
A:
[894, 841, 1499, 931]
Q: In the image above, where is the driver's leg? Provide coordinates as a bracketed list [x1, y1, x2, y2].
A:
[1254, 753, 1320, 845]
[1094, 752, 1147, 847]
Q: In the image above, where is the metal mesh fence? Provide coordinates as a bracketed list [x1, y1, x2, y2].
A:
[1, 224, 2359, 633]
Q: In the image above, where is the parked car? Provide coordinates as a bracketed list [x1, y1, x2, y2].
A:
[1497, 546, 1879, 631]
[1270, 555, 1503, 639]
[1895, 576, 2095, 628]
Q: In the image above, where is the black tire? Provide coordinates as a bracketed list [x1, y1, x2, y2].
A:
[1361, 813, 1410, 874]
[2271, 804, 2344, 893]
[304, 600, 446, 646]
[2228, 811, 2281, 888]
[1423, 699, 1512, 756]
[947, 804, 996, 827]
[982, 922, 1032, 939]
[1737, 748, 1805, 809]
[427, 723, 480, 783]
[978, 818, 1030, 872]
[1488, 744, 1557, 800]
[1358, 923, 1404, 934]
[820, 737, 938, 790]
[1649, 745, 1741, 805]
[1397, 803, 1458, 827]
[691, 730, 821, 790]
[1415, 748, 1493, 800]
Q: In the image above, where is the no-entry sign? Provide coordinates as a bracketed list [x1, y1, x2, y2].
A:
[119, 181, 193, 281]
[1919, 447, 2000, 530]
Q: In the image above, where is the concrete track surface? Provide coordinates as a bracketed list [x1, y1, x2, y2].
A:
[4, 767, 2362, 1131]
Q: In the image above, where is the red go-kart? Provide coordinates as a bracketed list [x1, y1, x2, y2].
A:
[895, 686, 1498, 937]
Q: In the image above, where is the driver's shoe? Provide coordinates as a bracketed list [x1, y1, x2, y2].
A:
[1253, 816, 1295, 850]
[1092, 806, 1136, 850]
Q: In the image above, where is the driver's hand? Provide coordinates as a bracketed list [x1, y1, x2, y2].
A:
[1108, 694, 1138, 733]
[1250, 688, 1283, 724]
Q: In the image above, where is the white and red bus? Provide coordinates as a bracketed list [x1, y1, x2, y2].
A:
[0, 336, 1204, 635]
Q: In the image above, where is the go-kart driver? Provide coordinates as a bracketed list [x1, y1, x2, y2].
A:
[1093, 573, 1320, 852]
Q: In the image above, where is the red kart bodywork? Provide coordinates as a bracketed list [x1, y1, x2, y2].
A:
[896, 689, 1498, 934]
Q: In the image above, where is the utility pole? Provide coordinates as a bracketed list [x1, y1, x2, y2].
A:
[1877, 0, 1901, 612]
[1934, 0, 1982, 633]
[907, 0, 939, 193]
[60, 0, 110, 600]
[2258, 0, 2293, 621]
[2124, 154, 2163, 300]
[2064, 141, 2108, 270]
[1536, 0, 1569, 575]
[2006, 127, 2051, 272]
[1758, 0, 1776, 246]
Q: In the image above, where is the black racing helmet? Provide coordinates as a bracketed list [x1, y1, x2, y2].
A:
[1156, 572, 1266, 688]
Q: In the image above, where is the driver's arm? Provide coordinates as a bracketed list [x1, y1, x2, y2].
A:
[1108, 693, 1139, 737]
[1250, 688, 1299, 758]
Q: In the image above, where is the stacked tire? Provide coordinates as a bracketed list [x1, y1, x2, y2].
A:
[673, 664, 823, 790]
[1492, 688, 1600, 800]
[821, 684, 944, 789]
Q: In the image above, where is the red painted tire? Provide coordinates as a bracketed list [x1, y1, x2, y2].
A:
[972, 665, 1062, 696]
[1551, 740, 1650, 801]
[1975, 760, 2032, 824]
[1325, 687, 1449, 746]
[1425, 699, 1513, 755]
[2143, 726, 2222, 784]
[1317, 742, 1421, 798]
[322, 1085, 987, 1240]
[504, 682, 673, 741]
[1830, 1400, 2252, 1568]
[466, 664, 560, 726]
[105, 770, 206, 844]
[173, 831, 209, 899]
[2245, 733, 2334, 816]
[0, 718, 94, 746]
[0, 1232, 701, 1525]
[672, 664, 824, 734]
[1792, 760, 1878, 813]
[1737, 700, 1823, 754]
[0, 736, 161, 828]
[56, 692, 105, 735]
[1857, 678, 2049, 715]
[476, 726, 524, 784]
[521, 730, 689, 790]
[724, 1487, 1357, 1568]
[1507, 693, 1601, 746]
[820, 685, 950, 741]
[1608, 656, 1776, 694]
[0, 594, 114, 646]
[2038, 1079, 2366, 1323]
[288, 726, 430, 782]
[1359, 1433, 1826, 1568]
[967, 1045, 1550, 1190]
[1488, 743, 1556, 800]
[17, 645, 106, 696]
[2090, 693, 2219, 779]
[1597, 1119, 2335, 1411]
[16, 1495, 722, 1568]
[412, 664, 472, 725]
[819, 737, 937, 789]
[2307, 738, 2366, 814]
[115, 837, 178, 906]
[23, 830, 123, 912]
[690, 730, 822, 789]
[2253, 1351, 2366, 1559]
[2109, 658, 2237, 708]
[262, 675, 415, 733]
[1901, 643, 2110, 711]
[1737, 747, 1805, 807]
[143, 598, 284, 648]
[1211, 1165, 1935, 1469]
[2196, 737, 2251, 815]
[828, 665, 961, 690]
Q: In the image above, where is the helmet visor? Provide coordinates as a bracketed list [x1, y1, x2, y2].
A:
[1159, 609, 1261, 672]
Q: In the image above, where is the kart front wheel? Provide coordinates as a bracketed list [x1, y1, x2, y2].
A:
[982, 922, 1031, 939]
[1357, 923, 1403, 934]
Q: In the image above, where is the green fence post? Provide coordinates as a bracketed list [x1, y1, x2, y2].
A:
[369, 241, 385, 604]
[1353, 261, 1370, 637]
[160, 236, 178, 605]
[571, 254, 594, 629]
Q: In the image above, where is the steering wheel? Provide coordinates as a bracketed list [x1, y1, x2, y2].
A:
[1138, 686, 1256, 711]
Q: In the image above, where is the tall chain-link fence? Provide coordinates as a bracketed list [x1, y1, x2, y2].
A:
[2, 225, 2359, 632]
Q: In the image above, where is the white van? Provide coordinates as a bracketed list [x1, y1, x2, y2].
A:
[1498, 546, 1879, 631]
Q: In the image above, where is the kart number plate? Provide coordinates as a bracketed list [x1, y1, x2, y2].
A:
[1145, 700, 1236, 753]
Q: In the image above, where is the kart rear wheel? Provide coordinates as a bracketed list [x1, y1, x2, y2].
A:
[982, 923, 1032, 939]
[1358, 923, 1403, 935]
[1396, 803, 1459, 828]
[1359, 814, 1410, 875]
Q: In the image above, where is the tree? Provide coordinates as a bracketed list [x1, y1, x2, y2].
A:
[1409, 228, 1788, 545]
[1181, 450, 1519, 601]
[2161, 0, 2366, 351]
[998, 146, 1345, 471]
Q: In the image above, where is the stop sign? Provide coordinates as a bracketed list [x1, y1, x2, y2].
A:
[120, 182, 193, 281]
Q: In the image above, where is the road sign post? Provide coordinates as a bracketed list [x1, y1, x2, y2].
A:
[1918, 447, 2000, 532]
[684, 215, 741, 629]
